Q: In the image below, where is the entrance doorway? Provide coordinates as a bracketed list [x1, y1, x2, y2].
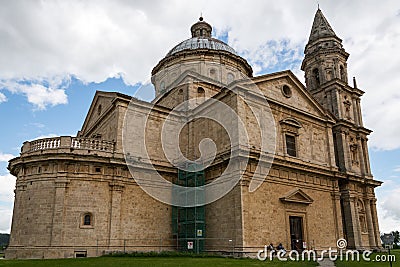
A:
[289, 216, 304, 251]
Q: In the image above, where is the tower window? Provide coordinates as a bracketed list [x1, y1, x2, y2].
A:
[313, 68, 320, 86]
[340, 65, 345, 81]
[197, 87, 205, 97]
[285, 134, 297, 157]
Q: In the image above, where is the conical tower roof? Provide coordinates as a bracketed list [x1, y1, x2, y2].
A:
[308, 9, 338, 43]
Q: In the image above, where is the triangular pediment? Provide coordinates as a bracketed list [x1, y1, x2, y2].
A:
[253, 70, 335, 122]
[79, 91, 131, 137]
[172, 69, 224, 88]
[280, 188, 313, 205]
[152, 69, 224, 105]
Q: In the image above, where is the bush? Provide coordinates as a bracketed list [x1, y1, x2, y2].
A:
[103, 251, 225, 258]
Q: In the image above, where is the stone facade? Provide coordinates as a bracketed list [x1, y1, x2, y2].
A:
[6, 10, 382, 259]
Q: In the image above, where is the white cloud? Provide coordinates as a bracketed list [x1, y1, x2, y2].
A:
[0, 153, 15, 162]
[0, 78, 68, 110]
[0, 92, 7, 103]
[0, 0, 398, 145]
[0, 173, 15, 203]
[0, 173, 15, 233]
[394, 166, 400, 172]
[379, 186, 400, 232]
[0, 207, 12, 233]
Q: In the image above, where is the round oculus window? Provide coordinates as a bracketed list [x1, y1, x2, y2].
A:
[282, 85, 292, 98]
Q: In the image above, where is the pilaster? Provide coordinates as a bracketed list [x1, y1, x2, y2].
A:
[108, 180, 124, 246]
[370, 198, 381, 249]
[364, 198, 377, 249]
[50, 177, 69, 246]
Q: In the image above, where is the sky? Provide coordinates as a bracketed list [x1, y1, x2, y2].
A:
[0, 0, 399, 234]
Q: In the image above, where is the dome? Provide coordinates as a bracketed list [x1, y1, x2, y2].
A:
[151, 17, 253, 84]
[166, 37, 238, 57]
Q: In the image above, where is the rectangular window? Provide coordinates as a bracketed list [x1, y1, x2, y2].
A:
[286, 134, 297, 157]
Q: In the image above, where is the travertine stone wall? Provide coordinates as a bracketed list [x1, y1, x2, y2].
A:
[6, 69, 381, 259]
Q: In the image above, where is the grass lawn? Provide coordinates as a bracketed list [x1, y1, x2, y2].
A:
[335, 249, 400, 267]
[0, 256, 317, 267]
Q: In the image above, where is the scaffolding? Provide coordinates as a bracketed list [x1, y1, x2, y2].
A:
[172, 163, 205, 253]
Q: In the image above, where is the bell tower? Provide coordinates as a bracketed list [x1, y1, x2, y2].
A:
[301, 9, 369, 173]
[301, 8, 362, 125]
[302, 9, 382, 250]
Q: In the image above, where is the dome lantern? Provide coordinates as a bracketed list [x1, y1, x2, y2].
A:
[190, 17, 212, 38]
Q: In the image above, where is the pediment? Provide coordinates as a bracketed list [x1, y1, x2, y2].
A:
[253, 70, 335, 122]
[79, 91, 128, 137]
[169, 69, 223, 89]
[280, 188, 313, 205]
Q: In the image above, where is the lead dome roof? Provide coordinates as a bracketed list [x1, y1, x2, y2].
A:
[166, 37, 238, 56]
[166, 17, 238, 57]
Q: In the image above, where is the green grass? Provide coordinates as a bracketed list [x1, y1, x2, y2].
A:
[0, 256, 317, 267]
[335, 249, 400, 267]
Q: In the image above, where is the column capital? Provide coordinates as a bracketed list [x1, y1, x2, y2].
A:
[55, 179, 69, 188]
[331, 192, 341, 200]
[109, 181, 124, 192]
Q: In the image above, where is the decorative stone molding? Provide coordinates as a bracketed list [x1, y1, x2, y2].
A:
[280, 118, 302, 135]
[280, 188, 313, 205]
[55, 179, 69, 188]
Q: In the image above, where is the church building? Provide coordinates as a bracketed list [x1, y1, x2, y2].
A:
[6, 9, 382, 259]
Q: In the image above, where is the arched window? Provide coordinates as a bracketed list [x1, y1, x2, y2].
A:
[227, 73, 234, 84]
[160, 81, 166, 94]
[340, 65, 345, 81]
[313, 68, 320, 86]
[197, 87, 205, 98]
[209, 68, 218, 80]
[83, 213, 92, 226]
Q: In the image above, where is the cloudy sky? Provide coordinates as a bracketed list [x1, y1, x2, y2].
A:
[0, 0, 399, 234]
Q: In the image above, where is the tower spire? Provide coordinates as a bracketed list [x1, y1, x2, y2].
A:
[308, 9, 338, 43]
[302, 8, 349, 91]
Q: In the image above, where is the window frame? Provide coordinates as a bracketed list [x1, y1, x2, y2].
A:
[285, 134, 297, 157]
[280, 118, 302, 158]
[80, 212, 94, 229]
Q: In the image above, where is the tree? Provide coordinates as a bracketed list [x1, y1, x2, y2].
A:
[391, 231, 399, 248]
[0, 234, 9, 248]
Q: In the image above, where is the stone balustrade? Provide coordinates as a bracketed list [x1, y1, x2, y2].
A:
[22, 136, 115, 154]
